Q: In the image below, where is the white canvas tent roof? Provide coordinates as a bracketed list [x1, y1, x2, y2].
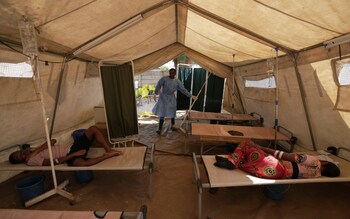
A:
[1, 0, 349, 73]
[1, 0, 350, 157]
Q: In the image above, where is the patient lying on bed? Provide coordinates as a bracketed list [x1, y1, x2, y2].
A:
[9, 126, 121, 166]
[214, 140, 340, 179]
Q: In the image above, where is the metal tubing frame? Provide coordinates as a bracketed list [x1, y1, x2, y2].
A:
[27, 56, 74, 207]
[98, 59, 140, 146]
[274, 48, 279, 148]
[192, 153, 203, 219]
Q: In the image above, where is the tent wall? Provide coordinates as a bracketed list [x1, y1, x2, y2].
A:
[0, 46, 104, 182]
[133, 43, 232, 78]
[234, 44, 350, 153]
[0, 49, 103, 148]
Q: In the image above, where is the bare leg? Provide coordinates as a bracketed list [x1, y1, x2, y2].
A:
[84, 126, 112, 152]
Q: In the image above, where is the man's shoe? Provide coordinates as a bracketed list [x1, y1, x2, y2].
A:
[156, 130, 161, 135]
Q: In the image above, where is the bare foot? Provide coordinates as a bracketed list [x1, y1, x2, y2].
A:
[105, 150, 121, 158]
[107, 148, 122, 154]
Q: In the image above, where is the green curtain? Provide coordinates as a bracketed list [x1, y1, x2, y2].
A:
[100, 63, 138, 139]
[176, 67, 192, 110]
[177, 67, 224, 112]
[205, 73, 224, 112]
[192, 68, 206, 111]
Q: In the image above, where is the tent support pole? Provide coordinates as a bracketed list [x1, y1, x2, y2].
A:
[234, 76, 245, 114]
[231, 54, 236, 115]
[274, 48, 279, 149]
[49, 57, 67, 137]
[288, 53, 317, 151]
[231, 54, 246, 114]
[27, 56, 74, 207]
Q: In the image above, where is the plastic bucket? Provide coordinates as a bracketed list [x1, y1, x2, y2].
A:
[15, 175, 45, 205]
[264, 184, 288, 200]
[75, 170, 94, 184]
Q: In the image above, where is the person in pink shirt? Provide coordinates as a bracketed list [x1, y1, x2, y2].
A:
[9, 126, 121, 166]
[214, 140, 340, 179]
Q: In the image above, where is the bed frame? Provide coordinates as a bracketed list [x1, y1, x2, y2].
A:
[0, 145, 155, 207]
[0, 204, 147, 219]
[183, 111, 262, 136]
[189, 111, 258, 123]
[190, 123, 296, 155]
[192, 152, 350, 219]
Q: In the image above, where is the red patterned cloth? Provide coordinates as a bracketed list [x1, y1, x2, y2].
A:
[227, 140, 321, 179]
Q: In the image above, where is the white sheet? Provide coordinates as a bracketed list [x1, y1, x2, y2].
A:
[0, 146, 147, 171]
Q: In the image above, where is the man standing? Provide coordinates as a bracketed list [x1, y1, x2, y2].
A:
[152, 68, 197, 134]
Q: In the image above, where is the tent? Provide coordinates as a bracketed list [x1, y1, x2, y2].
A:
[1, 0, 350, 182]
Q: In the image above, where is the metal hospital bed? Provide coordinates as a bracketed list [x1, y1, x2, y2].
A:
[0, 204, 147, 219]
[192, 152, 350, 219]
[182, 111, 263, 136]
[190, 123, 295, 155]
[189, 111, 257, 122]
[0, 145, 155, 207]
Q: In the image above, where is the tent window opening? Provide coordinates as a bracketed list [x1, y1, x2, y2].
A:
[245, 76, 276, 88]
[336, 61, 350, 86]
[0, 62, 33, 78]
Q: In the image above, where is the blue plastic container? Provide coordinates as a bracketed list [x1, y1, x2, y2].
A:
[15, 175, 45, 205]
[264, 184, 288, 200]
[75, 170, 94, 184]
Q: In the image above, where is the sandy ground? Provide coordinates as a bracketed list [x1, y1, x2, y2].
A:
[1, 102, 350, 218]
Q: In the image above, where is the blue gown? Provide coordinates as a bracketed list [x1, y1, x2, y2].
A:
[152, 76, 192, 118]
